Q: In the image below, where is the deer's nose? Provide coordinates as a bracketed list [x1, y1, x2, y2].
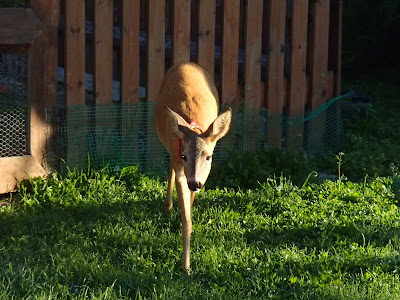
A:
[188, 181, 202, 192]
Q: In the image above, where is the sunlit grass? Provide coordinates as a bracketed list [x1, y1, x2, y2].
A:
[1, 166, 400, 299]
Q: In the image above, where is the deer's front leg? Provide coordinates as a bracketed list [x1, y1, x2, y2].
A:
[164, 165, 175, 211]
[175, 170, 192, 272]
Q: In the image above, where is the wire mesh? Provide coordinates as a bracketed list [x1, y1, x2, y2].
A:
[48, 95, 345, 176]
[0, 51, 29, 158]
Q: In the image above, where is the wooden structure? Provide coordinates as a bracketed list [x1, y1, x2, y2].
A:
[0, 0, 343, 192]
[0, 0, 59, 193]
[59, 0, 342, 131]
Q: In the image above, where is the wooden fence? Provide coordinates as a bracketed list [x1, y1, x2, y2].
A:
[59, 0, 342, 142]
[0, 0, 343, 192]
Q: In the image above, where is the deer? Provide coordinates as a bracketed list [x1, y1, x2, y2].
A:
[154, 62, 232, 272]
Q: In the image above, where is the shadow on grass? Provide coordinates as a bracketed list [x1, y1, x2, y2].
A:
[0, 196, 186, 298]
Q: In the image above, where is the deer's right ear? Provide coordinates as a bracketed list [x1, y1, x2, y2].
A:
[164, 105, 191, 139]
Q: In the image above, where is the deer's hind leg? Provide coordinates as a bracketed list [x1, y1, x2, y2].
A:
[164, 164, 175, 211]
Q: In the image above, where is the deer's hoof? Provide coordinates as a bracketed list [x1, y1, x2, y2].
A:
[163, 201, 173, 212]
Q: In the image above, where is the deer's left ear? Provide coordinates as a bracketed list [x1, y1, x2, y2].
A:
[204, 107, 232, 142]
[164, 105, 194, 139]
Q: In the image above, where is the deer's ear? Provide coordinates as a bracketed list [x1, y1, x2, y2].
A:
[204, 107, 232, 142]
[164, 105, 193, 139]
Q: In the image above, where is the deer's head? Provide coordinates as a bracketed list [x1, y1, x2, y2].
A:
[165, 106, 232, 192]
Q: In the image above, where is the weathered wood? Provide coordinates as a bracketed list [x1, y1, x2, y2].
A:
[30, 0, 60, 161]
[0, 45, 29, 53]
[64, 1, 86, 168]
[197, 0, 215, 76]
[0, 0, 60, 193]
[306, 0, 330, 152]
[221, 0, 240, 106]
[94, 0, 113, 104]
[65, 0, 86, 105]
[243, 0, 263, 152]
[121, 0, 140, 104]
[0, 156, 46, 193]
[244, 0, 263, 110]
[147, 0, 166, 172]
[147, 0, 165, 102]
[121, 0, 141, 165]
[0, 8, 43, 45]
[265, 0, 286, 148]
[172, 0, 191, 65]
[287, 0, 309, 149]
[329, 0, 343, 96]
[308, 0, 330, 109]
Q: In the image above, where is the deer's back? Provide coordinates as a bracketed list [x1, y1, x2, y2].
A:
[155, 63, 219, 155]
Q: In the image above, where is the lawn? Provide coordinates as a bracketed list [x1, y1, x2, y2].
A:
[1, 78, 400, 299]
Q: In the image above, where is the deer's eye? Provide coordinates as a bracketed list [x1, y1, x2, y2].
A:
[181, 154, 187, 161]
[206, 155, 212, 161]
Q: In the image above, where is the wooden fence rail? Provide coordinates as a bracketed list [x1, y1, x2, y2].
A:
[0, 0, 343, 190]
[59, 0, 342, 122]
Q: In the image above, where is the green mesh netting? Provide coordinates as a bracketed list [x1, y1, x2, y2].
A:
[48, 93, 352, 176]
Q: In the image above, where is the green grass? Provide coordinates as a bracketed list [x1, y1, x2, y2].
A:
[1, 77, 400, 298]
[1, 164, 400, 299]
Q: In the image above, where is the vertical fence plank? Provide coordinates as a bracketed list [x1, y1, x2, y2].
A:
[147, 0, 166, 172]
[65, 0, 86, 105]
[221, 0, 240, 106]
[121, 0, 140, 104]
[94, 0, 113, 104]
[29, 0, 60, 172]
[243, 0, 263, 151]
[309, 0, 330, 108]
[307, 0, 330, 152]
[172, 0, 191, 65]
[244, 0, 263, 110]
[329, 0, 342, 96]
[287, 0, 308, 148]
[121, 0, 141, 166]
[147, 0, 165, 102]
[94, 0, 114, 165]
[327, 0, 343, 151]
[265, 0, 286, 148]
[197, 0, 215, 76]
[65, 0, 87, 168]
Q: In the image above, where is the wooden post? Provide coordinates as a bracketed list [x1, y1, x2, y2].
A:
[329, 0, 343, 96]
[307, 0, 330, 152]
[197, 0, 216, 76]
[65, 0, 87, 168]
[243, 0, 263, 152]
[287, 0, 309, 149]
[121, 0, 141, 166]
[147, 0, 166, 172]
[172, 0, 191, 65]
[121, 0, 140, 104]
[94, 0, 115, 166]
[221, 0, 240, 106]
[265, 0, 286, 148]
[94, 0, 113, 105]
[147, 0, 165, 102]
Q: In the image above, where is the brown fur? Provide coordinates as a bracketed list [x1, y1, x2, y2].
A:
[154, 62, 231, 272]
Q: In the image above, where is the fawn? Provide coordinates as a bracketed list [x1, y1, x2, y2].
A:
[155, 62, 232, 272]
